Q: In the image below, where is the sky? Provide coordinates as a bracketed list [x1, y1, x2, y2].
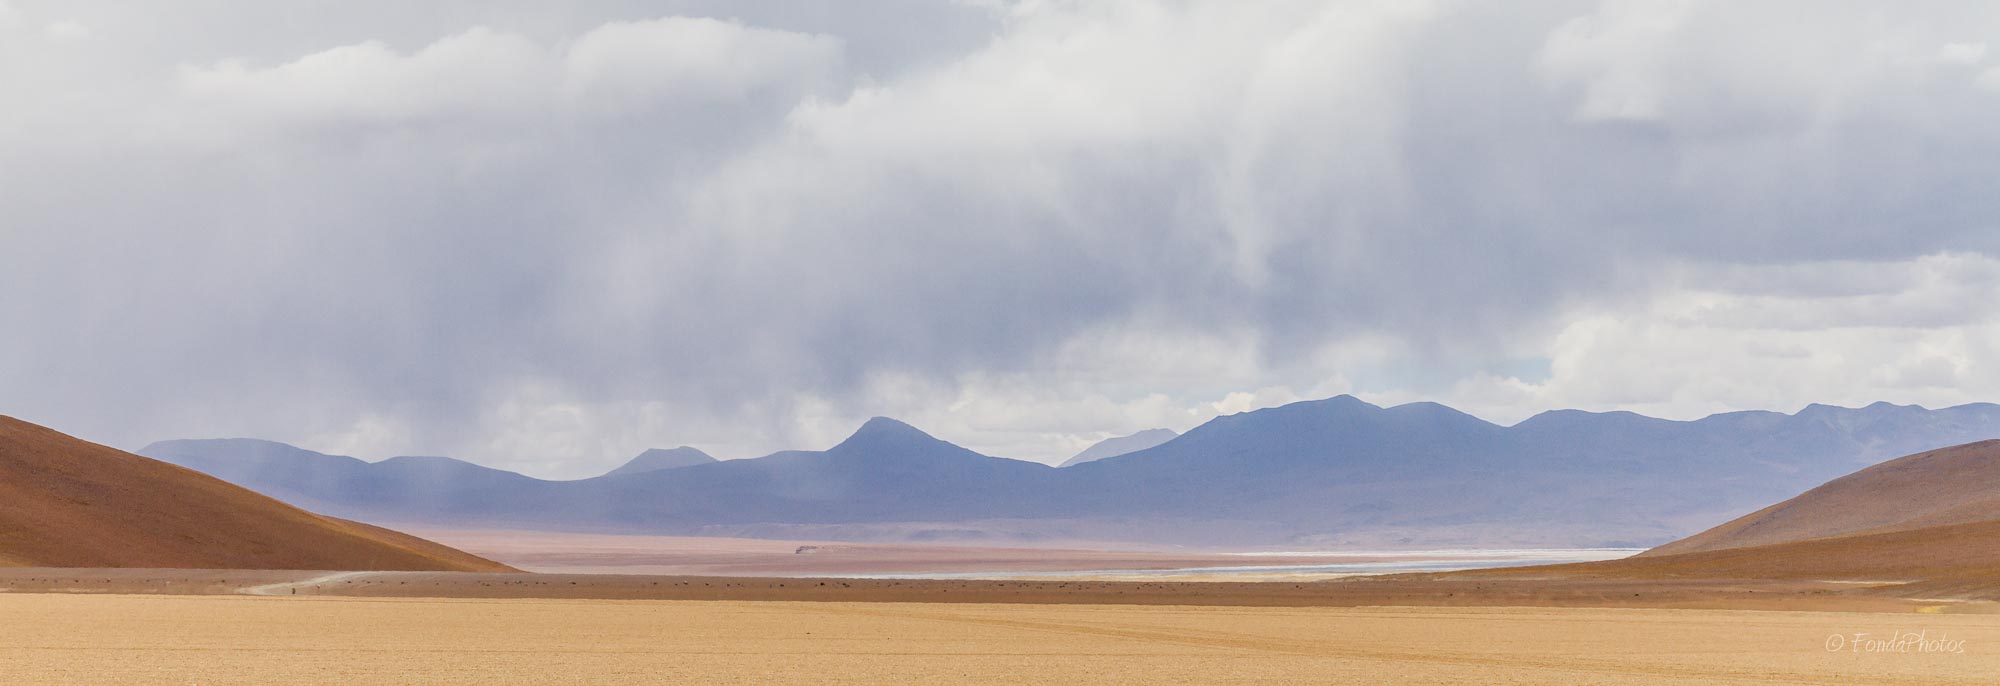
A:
[4, 0, 2000, 477]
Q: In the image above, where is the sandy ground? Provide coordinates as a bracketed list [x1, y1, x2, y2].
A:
[0, 593, 1994, 685]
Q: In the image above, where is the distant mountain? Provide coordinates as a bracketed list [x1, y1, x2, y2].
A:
[142, 397, 2000, 548]
[556, 417, 1060, 526]
[1647, 439, 2000, 556]
[141, 438, 553, 524]
[603, 447, 717, 477]
[1058, 428, 1178, 467]
[0, 415, 510, 571]
[143, 417, 1062, 532]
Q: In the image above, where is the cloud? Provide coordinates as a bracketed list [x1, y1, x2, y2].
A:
[1980, 66, 2000, 91]
[3, 1, 2000, 476]
[175, 19, 842, 134]
[564, 17, 843, 111]
[1937, 42, 1987, 65]
[1388, 253, 2000, 424]
[1538, 0, 1689, 122]
[41, 19, 86, 40]
[178, 28, 553, 133]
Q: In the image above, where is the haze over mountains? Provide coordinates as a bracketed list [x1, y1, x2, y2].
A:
[1059, 429, 1179, 468]
[0, 416, 509, 571]
[142, 396, 2000, 548]
[603, 447, 718, 477]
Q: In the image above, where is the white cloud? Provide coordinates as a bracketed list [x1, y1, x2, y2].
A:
[1413, 253, 2000, 424]
[563, 17, 843, 112]
[1538, 0, 1690, 121]
[1938, 42, 1987, 64]
[1537, 1, 2000, 136]
[1980, 66, 2000, 91]
[303, 413, 416, 462]
[41, 19, 87, 40]
[179, 28, 553, 129]
[175, 20, 843, 134]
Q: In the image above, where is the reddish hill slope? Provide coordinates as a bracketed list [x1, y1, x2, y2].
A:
[1457, 440, 2000, 598]
[1645, 439, 2000, 556]
[0, 415, 513, 571]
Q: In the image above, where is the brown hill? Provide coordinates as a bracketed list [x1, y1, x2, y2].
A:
[1480, 518, 2000, 582]
[0, 415, 514, 571]
[1452, 440, 2000, 599]
[1645, 439, 2000, 556]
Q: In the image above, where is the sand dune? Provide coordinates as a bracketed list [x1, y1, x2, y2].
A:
[1650, 439, 2000, 556]
[0, 415, 511, 572]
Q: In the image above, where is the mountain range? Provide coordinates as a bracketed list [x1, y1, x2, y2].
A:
[140, 396, 2000, 548]
[0, 415, 508, 571]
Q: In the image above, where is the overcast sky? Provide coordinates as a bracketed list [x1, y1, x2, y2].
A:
[5, 0, 2000, 477]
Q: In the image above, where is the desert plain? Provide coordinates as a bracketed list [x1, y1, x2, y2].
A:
[1, 590, 1993, 685]
[2, 558, 1996, 685]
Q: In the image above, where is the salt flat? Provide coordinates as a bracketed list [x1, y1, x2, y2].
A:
[1, 594, 1993, 685]
[398, 526, 1635, 579]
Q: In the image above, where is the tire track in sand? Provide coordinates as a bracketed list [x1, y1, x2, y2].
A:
[240, 571, 376, 596]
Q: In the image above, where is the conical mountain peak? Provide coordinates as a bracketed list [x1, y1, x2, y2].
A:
[835, 417, 941, 451]
[604, 446, 717, 477]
